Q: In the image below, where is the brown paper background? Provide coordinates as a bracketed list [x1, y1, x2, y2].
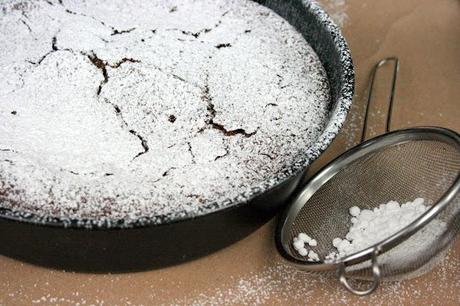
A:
[1, 0, 459, 305]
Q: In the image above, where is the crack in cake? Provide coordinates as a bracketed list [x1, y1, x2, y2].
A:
[0, 0, 331, 227]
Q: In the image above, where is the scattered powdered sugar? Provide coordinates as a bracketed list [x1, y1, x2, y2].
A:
[169, 250, 460, 305]
[0, 231, 458, 305]
[319, 0, 348, 27]
[1, 246, 459, 305]
[0, 0, 331, 226]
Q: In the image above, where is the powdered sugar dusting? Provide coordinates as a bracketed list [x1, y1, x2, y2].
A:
[0, 0, 331, 226]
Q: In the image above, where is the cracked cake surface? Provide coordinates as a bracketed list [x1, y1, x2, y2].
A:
[0, 0, 331, 227]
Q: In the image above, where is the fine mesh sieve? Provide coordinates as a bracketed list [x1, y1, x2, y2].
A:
[275, 58, 460, 295]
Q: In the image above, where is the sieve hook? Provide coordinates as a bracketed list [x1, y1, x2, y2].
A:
[339, 247, 382, 296]
[361, 57, 399, 142]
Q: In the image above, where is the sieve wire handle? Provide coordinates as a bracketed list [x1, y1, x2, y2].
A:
[336, 58, 397, 296]
[338, 247, 382, 296]
[361, 57, 399, 142]
[334, 58, 399, 295]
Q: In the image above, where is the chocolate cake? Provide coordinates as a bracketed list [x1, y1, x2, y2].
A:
[0, 0, 331, 227]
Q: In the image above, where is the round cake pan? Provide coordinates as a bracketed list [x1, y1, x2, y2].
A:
[0, 0, 354, 271]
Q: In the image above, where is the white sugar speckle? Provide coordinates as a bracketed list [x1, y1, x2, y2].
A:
[293, 239, 305, 251]
[298, 248, 309, 257]
[349, 206, 360, 216]
[298, 233, 311, 243]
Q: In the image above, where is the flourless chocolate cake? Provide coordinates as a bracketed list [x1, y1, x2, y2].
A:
[0, 0, 330, 227]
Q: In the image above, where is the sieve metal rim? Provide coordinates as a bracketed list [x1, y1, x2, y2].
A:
[275, 126, 460, 272]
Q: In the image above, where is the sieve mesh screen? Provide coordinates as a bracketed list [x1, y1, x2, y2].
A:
[286, 138, 460, 280]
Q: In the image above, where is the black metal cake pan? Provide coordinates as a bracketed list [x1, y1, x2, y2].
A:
[0, 0, 354, 272]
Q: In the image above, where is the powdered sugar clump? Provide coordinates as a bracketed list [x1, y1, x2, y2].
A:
[0, 0, 330, 226]
[326, 198, 446, 263]
[292, 232, 319, 261]
[291, 198, 447, 275]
